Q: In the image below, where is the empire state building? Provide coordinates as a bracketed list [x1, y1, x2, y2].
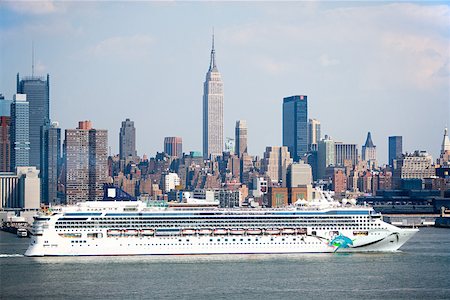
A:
[203, 34, 224, 159]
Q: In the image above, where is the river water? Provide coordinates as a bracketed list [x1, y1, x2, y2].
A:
[0, 227, 449, 299]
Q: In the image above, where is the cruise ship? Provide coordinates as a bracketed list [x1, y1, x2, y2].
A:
[25, 195, 418, 256]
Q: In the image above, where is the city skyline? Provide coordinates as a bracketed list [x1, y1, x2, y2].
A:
[1, 2, 449, 163]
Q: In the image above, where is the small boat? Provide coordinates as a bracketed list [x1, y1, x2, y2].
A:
[198, 228, 212, 235]
[123, 229, 139, 236]
[17, 228, 28, 238]
[213, 228, 228, 235]
[181, 229, 197, 235]
[282, 228, 296, 235]
[265, 229, 280, 235]
[230, 228, 245, 235]
[246, 229, 262, 235]
[107, 229, 122, 237]
[141, 229, 155, 236]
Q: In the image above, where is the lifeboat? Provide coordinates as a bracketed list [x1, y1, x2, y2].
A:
[213, 228, 228, 235]
[141, 229, 155, 236]
[198, 228, 213, 235]
[282, 228, 296, 235]
[123, 229, 139, 236]
[181, 228, 197, 235]
[296, 228, 307, 235]
[230, 228, 245, 235]
[265, 228, 280, 235]
[246, 229, 262, 235]
[107, 229, 121, 237]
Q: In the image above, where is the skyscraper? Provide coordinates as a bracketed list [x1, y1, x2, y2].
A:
[308, 118, 321, 151]
[362, 132, 377, 169]
[317, 135, 335, 179]
[283, 95, 308, 162]
[388, 136, 402, 167]
[203, 34, 224, 159]
[261, 146, 293, 186]
[17, 74, 49, 169]
[119, 118, 137, 160]
[164, 137, 183, 158]
[438, 127, 450, 165]
[0, 95, 12, 172]
[65, 121, 108, 203]
[41, 121, 61, 204]
[10, 94, 30, 169]
[335, 142, 358, 166]
[235, 120, 247, 157]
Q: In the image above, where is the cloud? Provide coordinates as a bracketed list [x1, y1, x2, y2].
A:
[223, 2, 449, 89]
[89, 35, 154, 61]
[2, 1, 58, 15]
[256, 56, 289, 74]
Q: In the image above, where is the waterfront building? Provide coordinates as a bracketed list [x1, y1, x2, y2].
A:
[17, 74, 50, 169]
[235, 120, 247, 157]
[362, 132, 377, 169]
[0, 95, 12, 172]
[317, 135, 335, 179]
[267, 187, 288, 208]
[41, 121, 61, 204]
[10, 94, 30, 169]
[392, 150, 435, 189]
[0, 166, 40, 209]
[203, 34, 224, 159]
[119, 118, 137, 160]
[65, 121, 108, 203]
[282, 95, 308, 162]
[308, 118, 321, 152]
[164, 137, 183, 159]
[388, 136, 403, 167]
[335, 142, 358, 167]
[289, 186, 312, 203]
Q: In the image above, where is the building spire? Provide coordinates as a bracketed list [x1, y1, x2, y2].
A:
[442, 127, 450, 153]
[209, 28, 218, 72]
[364, 132, 375, 148]
[32, 41, 35, 77]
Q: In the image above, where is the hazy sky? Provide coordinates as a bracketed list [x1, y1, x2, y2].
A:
[1, 1, 449, 164]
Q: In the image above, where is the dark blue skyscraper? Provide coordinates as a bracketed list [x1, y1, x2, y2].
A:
[388, 136, 402, 167]
[282, 95, 308, 162]
[17, 73, 50, 170]
[10, 94, 30, 169]
[41, 121, 61, 204]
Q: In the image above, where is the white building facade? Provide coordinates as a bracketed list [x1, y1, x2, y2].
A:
[203, 35, 224, 159]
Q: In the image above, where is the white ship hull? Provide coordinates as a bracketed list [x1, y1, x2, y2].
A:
[25, 228, 417, 256]
[24, 200, 419, 257]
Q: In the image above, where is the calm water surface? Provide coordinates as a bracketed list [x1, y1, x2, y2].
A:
[0, 227, 449, 300]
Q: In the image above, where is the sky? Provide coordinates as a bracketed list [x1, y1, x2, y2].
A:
[0, 1, 449, 164]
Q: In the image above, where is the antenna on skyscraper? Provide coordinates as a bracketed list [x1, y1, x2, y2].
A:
[32, 41, 35, 77]
[212, 27, 215, 50]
